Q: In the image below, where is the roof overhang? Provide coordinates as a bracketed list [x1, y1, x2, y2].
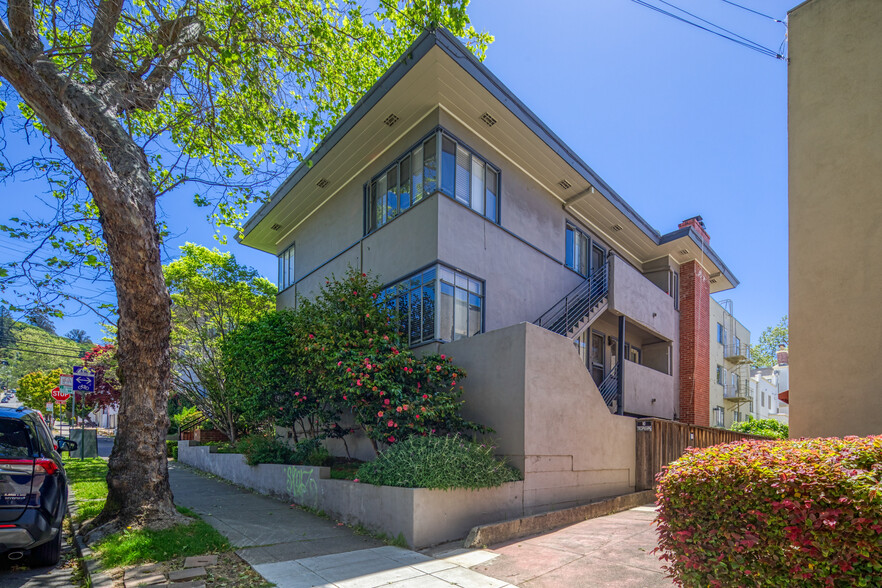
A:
[238, 28, 738, 292]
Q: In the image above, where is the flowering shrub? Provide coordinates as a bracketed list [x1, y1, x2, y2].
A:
[732, 417, 789, 439]
[655, 435, 882, 587]
[355, 434, 521, 489]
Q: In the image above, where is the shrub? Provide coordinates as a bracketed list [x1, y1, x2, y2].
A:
[355, 435, 521, 489]
[290, 438, 333, 467]
[655, 435, 882, 587]
[732, 417, 789, 439]
[165, 440, 178, 460]
[236, 433, 297, 466]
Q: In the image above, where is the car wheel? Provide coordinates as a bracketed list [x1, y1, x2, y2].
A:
[29, 529, 62, 567]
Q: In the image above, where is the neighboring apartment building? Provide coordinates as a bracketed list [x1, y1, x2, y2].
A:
[789, 0, 882, 437]
[239, 28, 739, 510]
[708, 298, 751, 428]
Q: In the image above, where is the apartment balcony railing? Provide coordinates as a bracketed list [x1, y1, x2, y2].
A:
[534, 262, 608, 338]
[723, 342, 751, 364]
[723, 381, 751, 401]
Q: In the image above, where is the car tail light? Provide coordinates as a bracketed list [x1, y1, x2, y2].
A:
[0, 525, 15, 528]
[0, 459, 35, 474]
[35, 459, 58, 475]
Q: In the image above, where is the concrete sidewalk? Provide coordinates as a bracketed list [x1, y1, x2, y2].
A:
[471, 505, 673, 587]
[169, 462, 513, 587]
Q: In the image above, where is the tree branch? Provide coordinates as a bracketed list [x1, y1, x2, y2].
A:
[6, 0, 42, 58]
[90, 0, 125, 78]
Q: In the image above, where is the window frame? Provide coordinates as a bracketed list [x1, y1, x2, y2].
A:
[564, 222, 605, 277]
[365, 127, 501, 235]
[278, 243, 295, 292]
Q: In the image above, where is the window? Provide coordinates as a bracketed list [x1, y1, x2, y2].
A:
[626, 344, 641, 364]
[716, 365, 725, 385]
[713, 406, 725, 428]
[381, 265, 483, 347]
[278, 244, 294, 291]
[717, 323, 724, 344]
[367, 128, 500, 232]
[673, 272, 680, 310]
[734, 411, 742, 423]
[565, 223, 604, 276]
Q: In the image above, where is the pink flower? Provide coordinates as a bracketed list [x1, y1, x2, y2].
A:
[377, 411, 384, 417]
[356, 379, 362, 386]
[353, 478, 360, 483]
[388, 420, 394, 427]
[440, 354, 446, 359]
[436, 365, 442, 371]
[353, 290, 358, 296]
[295, 392, 299, 396]
[337, 361, 343, 366]
[388, 436, 395, 443]
[403, 405, 409, 411]
[372, 293, 378, 299]
[422, 394, 428, 399]
[415, 415, 420, 419]
[396, 406, 403, 413]
[384, 399, 390, 405]
[343, 395, 347, 400]
[346, 367, 352, 372]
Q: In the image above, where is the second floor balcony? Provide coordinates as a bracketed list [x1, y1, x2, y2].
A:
[724, 343, 751, 364]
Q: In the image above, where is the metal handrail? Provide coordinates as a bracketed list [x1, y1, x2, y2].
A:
[723, 381, 751, 399]
[535, 262, 609, 336]
[178, 414, 208, 434]
[723, 343, 751, 361]
[598, 368, 618, 406]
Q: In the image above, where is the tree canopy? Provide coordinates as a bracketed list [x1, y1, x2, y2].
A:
[751, 315, 788, 368]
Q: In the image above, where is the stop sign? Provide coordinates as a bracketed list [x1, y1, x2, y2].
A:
[50, 387, 71, 402]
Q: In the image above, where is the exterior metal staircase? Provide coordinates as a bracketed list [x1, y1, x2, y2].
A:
[534, 262, 609, 339]
[598, 369, 619, 413]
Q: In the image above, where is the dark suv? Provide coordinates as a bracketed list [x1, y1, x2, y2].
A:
[0, 407, 77, 566]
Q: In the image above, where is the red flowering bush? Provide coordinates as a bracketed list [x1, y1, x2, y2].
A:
[655, 435, 882, 587]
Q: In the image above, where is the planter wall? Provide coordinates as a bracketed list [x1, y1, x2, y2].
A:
[178, 441, 523, 548]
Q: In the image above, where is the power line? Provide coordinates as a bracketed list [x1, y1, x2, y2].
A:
[2, 346, 85, 360]
[718, 0, 785, 24]
[627, 0, 784, 60]
[654, 0, 773, 54]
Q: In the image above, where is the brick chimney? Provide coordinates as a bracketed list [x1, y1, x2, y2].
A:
[678, 260, 710, 425]
[776, 344, 789, 366]
[679, 216, 710, 243]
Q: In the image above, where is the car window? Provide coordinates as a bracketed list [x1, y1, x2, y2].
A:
[24, 416, 52, 456]
[33, 416, 56, 455]
[0, 418, 34, 458]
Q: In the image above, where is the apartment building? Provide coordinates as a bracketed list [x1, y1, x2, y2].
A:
[789, 0, 882, 437]
[709, 298, 751, 428]
[239, 28, 739, 509]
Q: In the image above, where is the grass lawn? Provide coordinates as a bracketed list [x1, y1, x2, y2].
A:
[64, 458, 109, 523]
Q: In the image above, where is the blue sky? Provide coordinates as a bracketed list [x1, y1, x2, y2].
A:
[0, 0, 792, 342]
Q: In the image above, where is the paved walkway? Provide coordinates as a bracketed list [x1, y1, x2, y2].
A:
[472, 506, 673, 587]
[169, 463, 513, 588]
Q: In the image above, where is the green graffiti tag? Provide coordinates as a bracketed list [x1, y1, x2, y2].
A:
[286, 466, 318, 507]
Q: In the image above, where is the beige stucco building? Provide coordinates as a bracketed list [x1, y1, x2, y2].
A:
[708, 298, 752, 428]
[788, 0, 882, 437]
[240, 29, 740, 510]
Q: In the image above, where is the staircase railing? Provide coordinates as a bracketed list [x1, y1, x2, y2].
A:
[598, 368, 619, 410]
[534, 262, 609, 337]
[178, 414, 209, 438]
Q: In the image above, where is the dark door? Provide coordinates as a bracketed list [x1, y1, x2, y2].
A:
[590, 331, 605, 386]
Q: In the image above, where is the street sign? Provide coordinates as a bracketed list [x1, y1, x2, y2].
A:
[50, 387, 71, 402]
[71, 366, 94, 392]
[45, 403, 52, 412]
[60, 374, 73, 388]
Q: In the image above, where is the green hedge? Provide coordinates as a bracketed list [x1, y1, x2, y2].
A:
[166, 440, 178, 460]
[236, 434, 331, 467]
[655, 435, 882, 587]
[356, 435, 521, 490]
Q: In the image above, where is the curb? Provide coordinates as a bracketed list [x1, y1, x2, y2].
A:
[464, 489, 657, 548]
[68, 492, 115, 588]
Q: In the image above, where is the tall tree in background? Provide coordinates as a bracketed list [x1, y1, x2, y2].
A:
[0, 0, 490, 532]
[751, 315, 788, 368]
[165, 244, 275, 443]
[65, 329, 92, 344]
[25, 310, 56, 334]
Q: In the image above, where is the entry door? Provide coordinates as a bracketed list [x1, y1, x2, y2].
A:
[590, 331, 605, 386]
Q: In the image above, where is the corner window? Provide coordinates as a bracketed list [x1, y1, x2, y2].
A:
[278, 244, 294, 291]
[381, 265, 483, 347]
[367, 128, 500, 233]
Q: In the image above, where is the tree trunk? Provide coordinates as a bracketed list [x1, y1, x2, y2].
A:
[95, 177, 180, 530]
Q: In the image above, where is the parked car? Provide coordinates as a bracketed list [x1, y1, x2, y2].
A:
[0, 406, 77, 566]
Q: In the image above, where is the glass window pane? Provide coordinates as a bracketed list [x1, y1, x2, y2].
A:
[565, 227, 574, 269]
[278, 256, 283, 288]
[440, 282, 454, 341]
[409, 289, 421, 344]
[454, 273, 468, 288]
[422, 267, 436, 284]
[398, 290, 409, 338]
[440, 267, 456, 284]
[468, 279, 481, 295]
[485, 168, 498, 222]
[377, 175, 387, 226]
[592, 244, 604, 273]
[441, 136, 456, 196]
[386, 167, 398, 220]
[422, 283, 435, 340]
[573, 231, 581, 274]
[471, 157, 484, 215]
[455, 145, 470, 204]
[454, 287, 468, 340]
[423, 136, 437, 194]
[468, 293, 482, 336]
[412, 145, 424, 202]
[399, 156, 411, 211]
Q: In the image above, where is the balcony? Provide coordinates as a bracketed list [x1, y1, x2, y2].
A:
[723, 343, 751, 364]
[723, 381, 751, 402]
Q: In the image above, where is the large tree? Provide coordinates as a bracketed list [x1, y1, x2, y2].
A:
[0, 0, 489, 532]
[751, 315, 788, 368]
[166, 243, 275, 443]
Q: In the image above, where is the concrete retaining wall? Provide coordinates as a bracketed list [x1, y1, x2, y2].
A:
[178, 441, 523, 548]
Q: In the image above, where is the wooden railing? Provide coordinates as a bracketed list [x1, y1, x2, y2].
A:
[635, 418, 772, 491]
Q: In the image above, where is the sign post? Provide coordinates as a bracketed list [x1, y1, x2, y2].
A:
[55, 376, 74, 436]
[72, 367, 94, 460]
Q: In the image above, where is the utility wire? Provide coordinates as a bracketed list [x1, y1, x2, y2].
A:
[654, 0, 773, 54]
[627, 0, 784, 60]
[718, 0, 785, 24]
[2, 346, 85, 359]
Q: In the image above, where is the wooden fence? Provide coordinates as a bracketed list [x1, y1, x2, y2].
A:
[635, 418, 772, 491]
